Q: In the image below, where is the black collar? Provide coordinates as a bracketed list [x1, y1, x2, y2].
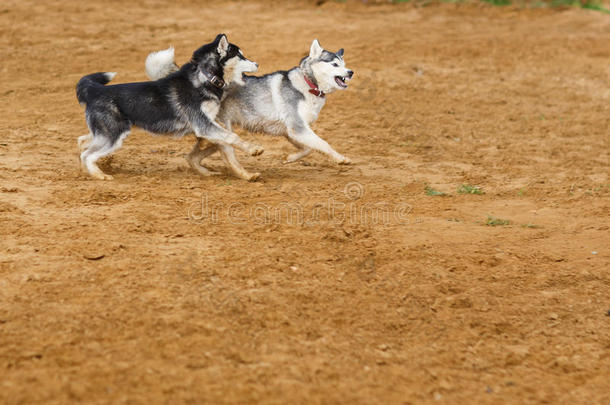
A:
[200, 69, 225, 89]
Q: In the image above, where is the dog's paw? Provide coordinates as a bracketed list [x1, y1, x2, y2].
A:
[194, 167, 221, 177]
[246, 172, 261, 182]
[248, 145, 264, 156]
[192, 163, 221, 177]
[336, 156, 352, 165]
[283, 153, 304, 164]
[91, 172, 114, 180]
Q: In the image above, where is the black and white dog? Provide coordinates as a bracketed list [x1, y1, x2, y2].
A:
[77, 34, 263, 181]
[145, 39, 354, 169]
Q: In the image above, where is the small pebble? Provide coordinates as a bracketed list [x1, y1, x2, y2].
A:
[84, 254, 105, 261]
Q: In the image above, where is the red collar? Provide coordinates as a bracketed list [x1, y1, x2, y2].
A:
[303, 75, 325, 98]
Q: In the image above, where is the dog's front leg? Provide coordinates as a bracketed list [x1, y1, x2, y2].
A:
[217, 144, 260, 182]
[187, 117, 233, 167]
[190, 139, 220, 167]
[283, 137, 312, 164]
[186, 138, 220, 177]
[193, 124, 262, 181]
[200, 122, 264, 157]
[286, 123, 351, 165]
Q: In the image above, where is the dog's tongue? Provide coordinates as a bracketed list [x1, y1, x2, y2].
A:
[335, 76, 347, 88]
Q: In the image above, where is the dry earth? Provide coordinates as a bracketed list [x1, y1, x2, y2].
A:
[1, 1, 609, 403]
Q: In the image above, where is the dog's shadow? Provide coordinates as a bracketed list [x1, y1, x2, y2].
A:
[92, 154, 350, 182]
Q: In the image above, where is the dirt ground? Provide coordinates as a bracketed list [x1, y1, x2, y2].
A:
[1, 0, 609, 403]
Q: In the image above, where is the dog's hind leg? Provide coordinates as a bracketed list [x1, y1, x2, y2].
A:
[80, 132, 129, 180]
[77, 133, 93, 169]
[78, 133, 93, 152]
[186, 138, 221, 177]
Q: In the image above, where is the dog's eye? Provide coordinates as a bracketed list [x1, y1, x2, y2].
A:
[332, 63, 339, 67]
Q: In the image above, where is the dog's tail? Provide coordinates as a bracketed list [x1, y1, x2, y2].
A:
[76, 72, 116, 105]
[145, 47, 179, 80]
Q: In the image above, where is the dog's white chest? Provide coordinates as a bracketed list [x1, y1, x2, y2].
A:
[301, 96, 325, 124]
[201, 100, 220, 120]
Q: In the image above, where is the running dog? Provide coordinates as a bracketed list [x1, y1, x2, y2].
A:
[77, 34, 263, 181]
[145, 39, 353, 170]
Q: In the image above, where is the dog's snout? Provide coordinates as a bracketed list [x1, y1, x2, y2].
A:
[254, 62, 259, 69]
[347, 70, 354, 79]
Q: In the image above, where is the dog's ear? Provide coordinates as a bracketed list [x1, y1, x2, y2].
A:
[215, 34, 229, 58]
[337, 48, 344, 58]
[309, 39, 323, 59]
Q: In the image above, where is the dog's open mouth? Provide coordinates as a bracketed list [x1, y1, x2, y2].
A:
[335, 76, 349, 88]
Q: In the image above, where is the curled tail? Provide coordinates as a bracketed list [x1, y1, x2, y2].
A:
[145, 47, 178, 80]
[76, 72, 116, 105]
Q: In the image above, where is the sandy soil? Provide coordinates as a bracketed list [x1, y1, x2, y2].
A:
[1, 0, 609, 403]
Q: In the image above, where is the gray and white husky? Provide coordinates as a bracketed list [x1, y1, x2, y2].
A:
[145, 39, 354, 172]
[77, 34, 263, 181]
